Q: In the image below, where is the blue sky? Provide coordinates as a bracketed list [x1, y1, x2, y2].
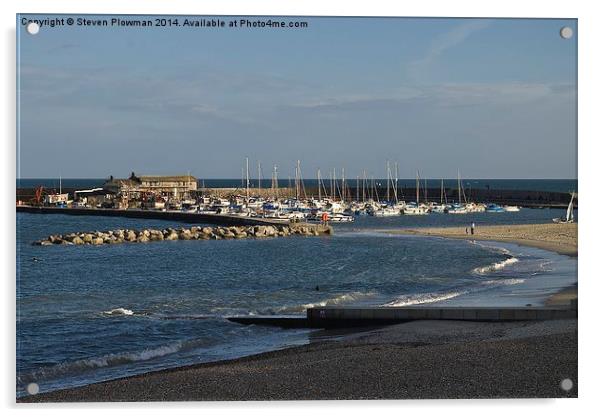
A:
[17, 16, 577, 179]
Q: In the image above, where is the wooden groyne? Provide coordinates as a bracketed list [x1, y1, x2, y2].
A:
[228, 304, 577, 329]
[16, 205, 330, 230]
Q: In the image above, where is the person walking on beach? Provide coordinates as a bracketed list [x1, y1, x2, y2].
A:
[470, 222, 475, 235]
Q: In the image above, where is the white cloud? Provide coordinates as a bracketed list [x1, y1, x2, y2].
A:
[289, 82, 573, 111]
[408, 19, 491, 81]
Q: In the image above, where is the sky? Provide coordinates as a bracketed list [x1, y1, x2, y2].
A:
[17, 15, 577, 179]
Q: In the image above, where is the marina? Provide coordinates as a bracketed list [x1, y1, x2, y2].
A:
[14, 12, 579, 402]
[16, 163, 577, 229]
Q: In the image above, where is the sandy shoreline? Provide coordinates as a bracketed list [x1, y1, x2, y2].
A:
[387, 223, 577, 257]
[19, 318, 577, 401]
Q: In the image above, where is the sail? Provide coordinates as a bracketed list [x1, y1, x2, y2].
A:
[566, 193, 574, 222]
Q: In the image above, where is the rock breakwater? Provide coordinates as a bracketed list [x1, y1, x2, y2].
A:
[33, 224, 331, 246]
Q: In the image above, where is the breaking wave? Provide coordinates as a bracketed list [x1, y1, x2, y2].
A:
[472, 257, 519, 275]
[470, 240, 512, 256]
[102, 308, 134, 316]
[19, 340, 196, 384]
[382, 290, 467, 307]
[482, 278, 525, 286]
[258, 291, 377, 315]
[382, 277, 527, 308]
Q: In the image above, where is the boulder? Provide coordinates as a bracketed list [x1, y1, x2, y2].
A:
[150, 231, 164, 241]
[165, 231, 179, 241]
[92, 237, 104, 245]
[71, 236, 84, 245]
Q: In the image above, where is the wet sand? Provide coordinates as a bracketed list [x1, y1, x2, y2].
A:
[19, 319, 577, 402]
[545, 284, 578, 307]
[390, 223, 577, 257]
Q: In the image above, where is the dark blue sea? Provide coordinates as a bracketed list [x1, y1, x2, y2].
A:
[16, 208, 577, 396]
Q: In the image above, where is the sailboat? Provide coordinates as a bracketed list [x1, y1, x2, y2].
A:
[373, 162, 402, 216]
[430, 179, 448, 213]
[403, 171, 429, 215]
[447, 170, 468, 214]
[553, 192, 576, 223]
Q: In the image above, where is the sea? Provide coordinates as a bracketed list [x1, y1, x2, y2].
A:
[16, 180, 578, 397]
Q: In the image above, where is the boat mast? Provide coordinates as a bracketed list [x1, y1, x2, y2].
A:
[273, 164, 279, 199]
[257, 161, 261, 195]
[457, 169, 462, 205]
[245, 157, 250, 200]
[295, 160, 300, 200]
[341, 168, 346, 201]
[362, 170, 367, 202]
[317, 169, 322, 202]
[386, 161, 390, 202]
[297, 160, 307, 200]
[395, 162, 399, 204]
[373, 175, 380, 203]
[333, 168, 337, 201]
[356, 176, 360, 202]
[440, 179, 444, 204]
[416, 171, 420, 204]
[333, 169, 337, 200]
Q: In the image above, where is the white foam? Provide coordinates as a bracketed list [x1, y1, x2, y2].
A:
[103, 307, 134, 316]
[382, 290, 466, 307]
[269, 291, 377, 314]
[20, 341, 186, 383]
[470, 240, 512, 256]
[472, 257, 519, 275]
[482, 278, 526, 286]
